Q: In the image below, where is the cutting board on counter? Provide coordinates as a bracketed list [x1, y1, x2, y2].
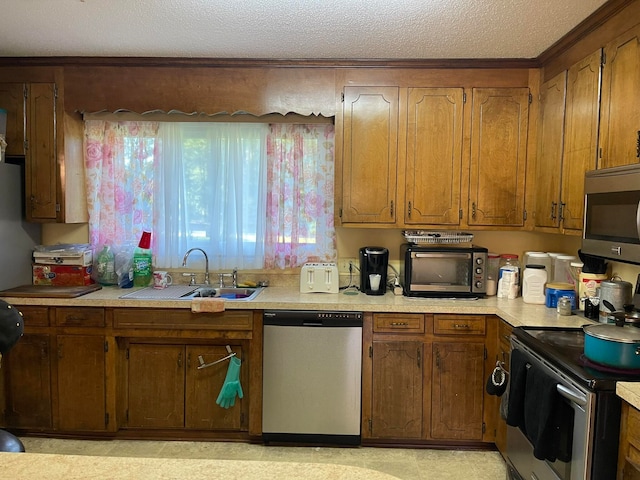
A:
[0, 284, 102, 298]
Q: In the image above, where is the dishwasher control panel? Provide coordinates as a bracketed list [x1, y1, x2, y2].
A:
[263, 310, 363, 327]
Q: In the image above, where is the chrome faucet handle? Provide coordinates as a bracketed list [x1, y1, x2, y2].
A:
[232, 268, 238, 288]
[182, 272, 197, 286]
[204, 272, 210, 285]
[218, 273, 226, 288]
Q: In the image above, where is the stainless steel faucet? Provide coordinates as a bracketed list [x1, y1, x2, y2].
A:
[181, 248, 210, 285]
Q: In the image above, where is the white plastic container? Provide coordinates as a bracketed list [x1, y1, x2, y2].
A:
[553, 254, 577, 285]
[522, 265, 547, 304]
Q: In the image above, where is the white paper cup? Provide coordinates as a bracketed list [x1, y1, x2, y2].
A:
[369, 274, 382, 292]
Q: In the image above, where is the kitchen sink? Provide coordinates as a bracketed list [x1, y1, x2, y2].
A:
[120, 285, 263, 301]
[187, 286, 263, 301]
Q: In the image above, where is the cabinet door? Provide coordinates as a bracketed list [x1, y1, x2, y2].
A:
[56, 335, 107, 431]
[25, 83, 57, 221]
[431, 342, 484, 440]
[534, 71, 566, 229]
[3, 334, 52, 429]
[370, 340, 423, 439]
[0, 83, 25, 156]
[599, 24, 640, 169]
[185, 345, 245, 431]
[341, 86, 398, 224]
[561, 50, 602, 232]
[127, 344, 185, 428]
[405, 88, 464, 225]
[468, 88, 529, 226]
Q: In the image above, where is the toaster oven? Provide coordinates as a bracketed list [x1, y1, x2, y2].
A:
[400, 244, 488, 298]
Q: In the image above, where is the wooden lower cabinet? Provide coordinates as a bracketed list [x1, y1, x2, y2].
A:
[618, 400, 640, 479]
[364, 313, 491, 444]
[124, 342, 247, 432]
[56, 334, 108, 432]
[431, 341, 484, 440]
[371, 340, 424, 438]
[3, 333, 52, 429]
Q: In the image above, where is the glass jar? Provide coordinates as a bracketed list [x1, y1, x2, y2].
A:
[486, 253, 500, 296]
[557, 296, 573, 316]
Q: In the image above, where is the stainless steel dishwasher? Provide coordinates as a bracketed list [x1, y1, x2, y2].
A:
[262, 310, 363, 445]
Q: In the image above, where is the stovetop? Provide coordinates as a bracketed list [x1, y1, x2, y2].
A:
[513, 326, 640, 391]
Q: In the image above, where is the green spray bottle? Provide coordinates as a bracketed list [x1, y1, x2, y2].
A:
[133, 231, 152, 287]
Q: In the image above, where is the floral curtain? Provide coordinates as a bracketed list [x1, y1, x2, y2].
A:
[84, 121, 159, 250]
[264, 124, 337, 269]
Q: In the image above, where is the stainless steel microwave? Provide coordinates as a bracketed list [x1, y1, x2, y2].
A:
[400, 243, 487, 298]
[582, 164, 640, 265]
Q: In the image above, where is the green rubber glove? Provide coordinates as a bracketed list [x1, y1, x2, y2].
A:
[216, 356, 243, 409]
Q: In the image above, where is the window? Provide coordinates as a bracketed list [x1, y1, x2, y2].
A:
[84, 120, 336, 270]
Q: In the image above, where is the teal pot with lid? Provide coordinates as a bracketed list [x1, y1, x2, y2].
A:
[583, 324, 640, 369]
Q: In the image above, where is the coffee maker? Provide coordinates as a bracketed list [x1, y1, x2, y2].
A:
[359, 246, 389, 296]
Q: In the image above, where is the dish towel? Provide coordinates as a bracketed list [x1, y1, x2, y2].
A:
[216, 356, 244, 409]
[523, 364, 570, 462]
[506, 349, 528, 430]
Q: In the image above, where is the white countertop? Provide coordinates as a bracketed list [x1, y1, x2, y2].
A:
[0, 286, 595, 330]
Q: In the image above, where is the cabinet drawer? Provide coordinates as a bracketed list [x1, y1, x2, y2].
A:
[433, 315, 486, 336]
[374, 314, 424, 333]
[17, 306, 49, 327]
[113, 308, 253, 330]
[56, 307, 105, 327]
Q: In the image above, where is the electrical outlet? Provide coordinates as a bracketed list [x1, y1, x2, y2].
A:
[338, 258, 358, 273]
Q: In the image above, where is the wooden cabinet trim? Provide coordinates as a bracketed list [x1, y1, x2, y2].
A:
[113, 308, 253, 330]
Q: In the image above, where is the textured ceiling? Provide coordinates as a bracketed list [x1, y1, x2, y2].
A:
[0, 0, 609, 59]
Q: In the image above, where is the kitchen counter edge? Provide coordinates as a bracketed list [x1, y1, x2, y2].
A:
[1, 286, 593, 330]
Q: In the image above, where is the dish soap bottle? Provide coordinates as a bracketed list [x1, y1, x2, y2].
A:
[133, 231, 152, 287]
[96, 245, 117, 285]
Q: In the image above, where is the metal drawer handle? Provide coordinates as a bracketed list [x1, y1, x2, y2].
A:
[390, 322, 409, 327]
[454, 324, 470, 329]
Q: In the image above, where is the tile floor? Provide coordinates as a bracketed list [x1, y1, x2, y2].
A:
[19, 437, 507, 480]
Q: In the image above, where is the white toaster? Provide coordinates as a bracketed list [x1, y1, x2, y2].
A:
[299, 262, 339, 293]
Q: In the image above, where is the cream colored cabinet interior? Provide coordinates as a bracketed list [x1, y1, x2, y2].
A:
[534, 50, 601, 234]
[363, 313, 492, 444]
[339, 85, 529, 228]
[599, 23, 640, 169]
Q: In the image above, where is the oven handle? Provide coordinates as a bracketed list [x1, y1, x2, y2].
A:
[557, 383, 587, 407]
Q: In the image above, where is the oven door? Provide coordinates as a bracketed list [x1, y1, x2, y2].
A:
[407, 251, 474, 295]
[507, 339, 595, 480]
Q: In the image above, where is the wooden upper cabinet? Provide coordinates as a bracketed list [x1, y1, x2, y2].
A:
[561, 49, 602, 232]
[341, 86, 398, 224]
[405, 88, 464, 226]
[599, 24, 640, 169]
[468, 88, 529, 227]
[0, 83, 25, 156]
[534, 71, 567, 229]
[25, 83, 58, 221]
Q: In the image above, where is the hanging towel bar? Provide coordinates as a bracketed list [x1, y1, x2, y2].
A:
[197, 345, 236, 369]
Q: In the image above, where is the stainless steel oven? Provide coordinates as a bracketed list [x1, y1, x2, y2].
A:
[505, 327, 628, 480]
